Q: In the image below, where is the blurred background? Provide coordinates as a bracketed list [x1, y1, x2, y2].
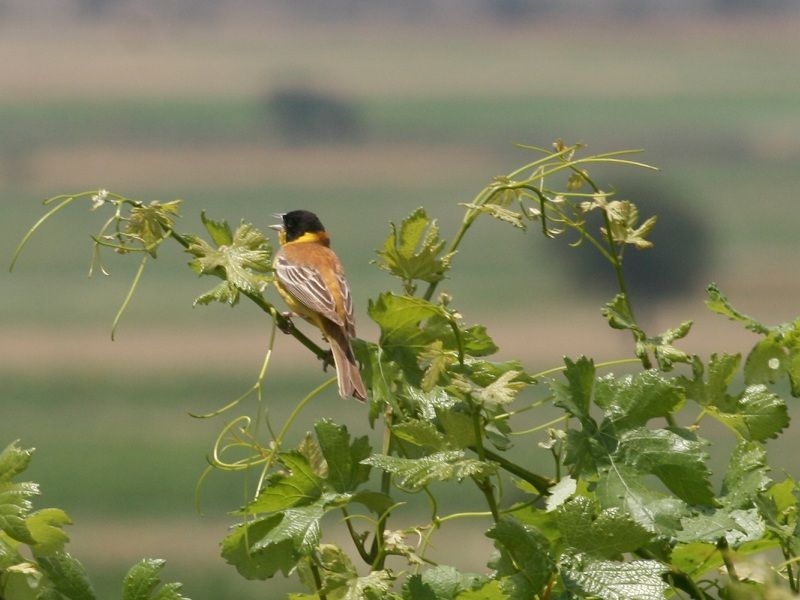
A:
[2, 1, 800, 597]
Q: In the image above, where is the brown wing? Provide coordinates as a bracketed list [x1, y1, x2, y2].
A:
[274, 254, 344, 327]
[337, 271, 356, 336]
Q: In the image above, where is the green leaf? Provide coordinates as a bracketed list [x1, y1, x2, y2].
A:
[200, 211, 232, 246]
[552, 356, 595, 422]
[374, 208, 453, 289]
[0, 480, 39, 544]
[402, 566, 486, 600]
[707, 384, 789, 441]
[402, 576, 438, 600]
[252, 504, 325, 555]
[678, 353, 740, 408]
[187, 221, 272, 295]
[122, 559, 189, 600]
[392, 420, 447, 451]
[349, 490, 395, 516]
[563, 427, 613, 477]
[614, 427, 714, 506]
[677, 507, 765, 548]
[561, 553, 668, 600]
[369, 293, 447, 349]
[0, 441, 34, 481]
[192, 281, 240, 307]
[454, 580, 505, 599]
[315, 420, 371, 494]
[669, 542, 720, 578]
[487, 517, 555, 600]
[242, 453, 324, 514]
[596, 464, 687, 535]
[554, 496, 654, 559]
[460, 202, 525, 229]
[26, 508, 71, 554]
[744, 334, 788, 387]
[705, 283, 770, 334]
[220, 514, 296, 580]
[595, 371, 685, 431]
[721, 441, 771, 509]
[461, 326, 499, 358]
[436, 406, 478, 450]
[296, 543, 357, 597]
[362, 451, 496, 491]
[36, 552, 97, 600]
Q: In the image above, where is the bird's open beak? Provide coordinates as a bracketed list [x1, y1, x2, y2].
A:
[269, 212, 286, 231]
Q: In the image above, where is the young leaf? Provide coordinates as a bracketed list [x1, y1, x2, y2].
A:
[122, 558, 189, 600]
[126, 200, 181, 256]
[601, 294, 641, 334]
[486, 517, 555, 600]
[560, 553, 668, 600]
[0, 442, 38, 544]
[242, 452, 324, 515]
[0, 441, 34, 480]
[192, 281, 240, 307]
[200, 211, 233, 246]
[705, 283, 770, 335]
[450, 370, 526, 408]
[26, 508, 71, 554]
[614, 427, 714, 506]
[374, 207, 453, 290]
[554, 496, 654, 559]
[635, 320, 693, 371]
[460, 202, 525, 229]
[314, 420, 371, 494]
[187, 220, 272, 298]
[0, 481, 38, 544]
[362, 451, 496, 491]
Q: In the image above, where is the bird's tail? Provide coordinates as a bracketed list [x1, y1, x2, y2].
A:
[324, 322, 367, 402]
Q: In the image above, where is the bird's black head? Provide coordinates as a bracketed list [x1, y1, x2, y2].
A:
[281, 210, 326, 243]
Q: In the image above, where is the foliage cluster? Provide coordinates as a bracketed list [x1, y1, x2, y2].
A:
[8, 142, 800, 599]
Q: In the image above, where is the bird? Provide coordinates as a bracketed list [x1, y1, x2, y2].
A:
[271, 210, 367, 401]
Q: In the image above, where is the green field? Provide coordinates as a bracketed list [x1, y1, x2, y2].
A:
[3, 10, 800, 599]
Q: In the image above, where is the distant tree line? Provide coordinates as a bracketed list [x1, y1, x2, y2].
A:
[2, 0, 798, 21]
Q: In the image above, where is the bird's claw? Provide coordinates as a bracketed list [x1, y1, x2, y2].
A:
[321, 350, 335, 372]
[278, 312, 295, 334]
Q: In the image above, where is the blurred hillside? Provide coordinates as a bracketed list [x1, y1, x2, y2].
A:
[3, 4, 800, 599]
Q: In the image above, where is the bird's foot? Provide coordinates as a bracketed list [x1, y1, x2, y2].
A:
[278, 312, 296, 334]
[321, 350, 335, 372]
